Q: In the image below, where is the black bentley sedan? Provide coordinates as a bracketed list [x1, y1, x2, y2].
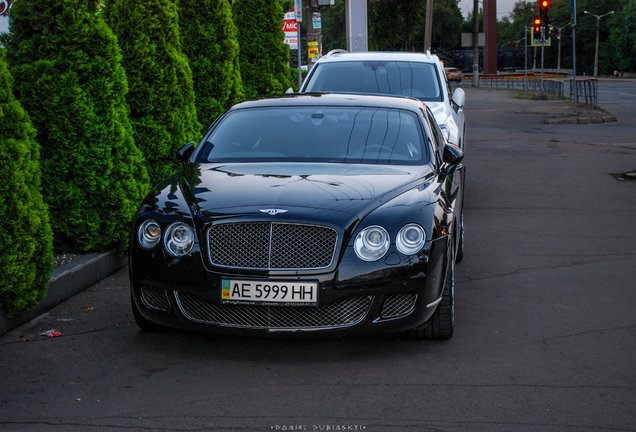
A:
[130, 93, 464, 340]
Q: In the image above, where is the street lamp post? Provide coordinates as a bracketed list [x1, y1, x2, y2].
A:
[583, 10, 615, 77]
[554, 24, 570, 72]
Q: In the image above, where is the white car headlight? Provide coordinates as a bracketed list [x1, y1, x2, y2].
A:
[164, 222, 194, 256]
[138, 219, 161, 249]
[396, 223, 426, 255]
[354, 225, 390, 261]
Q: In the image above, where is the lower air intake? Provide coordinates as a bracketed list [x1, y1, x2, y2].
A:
[175, 293, 373, 329]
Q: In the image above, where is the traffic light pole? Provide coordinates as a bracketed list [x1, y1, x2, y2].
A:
[524, 25, 528, 95]
[541, 46, 544, 91]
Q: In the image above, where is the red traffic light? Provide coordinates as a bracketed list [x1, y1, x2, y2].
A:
[539, 0, 550, 27]
[533, 16, 543, 34]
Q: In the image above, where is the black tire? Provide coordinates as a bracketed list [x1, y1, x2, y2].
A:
[409, 244, 455, 340]
[131, 294, 163, 331]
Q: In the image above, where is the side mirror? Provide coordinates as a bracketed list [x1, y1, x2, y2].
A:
[285, 87, 295, 94]
[451, 88, 465, 111]
[177, 141, 195, 165]
[441, 143, 464, 176]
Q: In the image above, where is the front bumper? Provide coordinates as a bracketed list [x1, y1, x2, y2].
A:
[130, 237, 448, 336]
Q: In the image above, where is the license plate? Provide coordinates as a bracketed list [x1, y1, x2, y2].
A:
[221, 279, 318, 306]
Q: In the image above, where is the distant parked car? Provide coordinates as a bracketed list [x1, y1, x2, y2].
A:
[297, 50, 466, 151]
[130, 93, 464, 340]
[444, 67, 464, 83]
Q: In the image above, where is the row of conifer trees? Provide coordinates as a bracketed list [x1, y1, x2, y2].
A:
[0, 0, 292, 317]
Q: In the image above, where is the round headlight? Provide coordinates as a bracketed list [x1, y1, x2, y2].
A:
[354, 225, 390, 261]
[396, 223, 426, 255]
[138, 219, 161, 249]
[164, 222, 195, 256]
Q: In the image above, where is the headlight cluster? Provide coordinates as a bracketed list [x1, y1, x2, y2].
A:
[137, 219, 194, 256]
[354, 223, 426, 261]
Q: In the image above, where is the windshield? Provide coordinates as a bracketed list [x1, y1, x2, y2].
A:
[196, 106, 430, 165]
[303, 61, 443, 102]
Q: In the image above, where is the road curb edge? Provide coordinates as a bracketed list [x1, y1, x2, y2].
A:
[0, 253, 127, 336]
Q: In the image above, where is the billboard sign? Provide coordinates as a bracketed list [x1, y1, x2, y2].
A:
[283, 11, 298, 50]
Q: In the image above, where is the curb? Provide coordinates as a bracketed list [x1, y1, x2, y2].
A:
[0, 253, 127, 336]
[544, 114, 617, 125]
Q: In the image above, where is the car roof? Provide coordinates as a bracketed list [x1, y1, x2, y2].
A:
[315, 50, 442, 65]
[230, 93, 428, 113]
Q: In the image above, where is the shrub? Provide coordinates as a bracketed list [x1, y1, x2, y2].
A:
[0, 50, 53, 317]
[178, 0, 244, 131]
[4, 0, 149, 252]
[106, 0, 201, 185]
[233, 0, 291, 99]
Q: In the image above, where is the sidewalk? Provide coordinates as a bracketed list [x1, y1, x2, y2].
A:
[522, 94, 617, 125]
[460, 84, 618, 125]
[0, 253, 126, 336]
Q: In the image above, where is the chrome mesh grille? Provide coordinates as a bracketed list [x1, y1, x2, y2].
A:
[380, 293, 418, 319]
[175, 293, 373, 329]
[140, 286, 171, 312]
[207, 222, 337, 270]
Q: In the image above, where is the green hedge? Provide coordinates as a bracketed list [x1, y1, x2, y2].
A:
[178, 0, 244, 131]
[0, 50, 53, 317]
[233, 0, 291, 99]
[5, 0, 149, 252]
[106, 0, 201, 185]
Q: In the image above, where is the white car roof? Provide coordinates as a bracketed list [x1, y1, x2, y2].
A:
[317, 50, 443, 65]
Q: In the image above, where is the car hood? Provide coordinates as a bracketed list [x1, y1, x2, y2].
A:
[179, 162, 433, 226]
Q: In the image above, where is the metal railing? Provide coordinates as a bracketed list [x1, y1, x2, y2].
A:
[569, 78, 598, 107]
[464, 75, 598, 107]
[474, 76, 565, 98]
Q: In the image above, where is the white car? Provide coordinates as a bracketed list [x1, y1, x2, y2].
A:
[297, 50, 466, 150]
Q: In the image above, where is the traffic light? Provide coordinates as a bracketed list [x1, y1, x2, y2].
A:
[533, 16, 543, 35]
[539, 0, 550, 28]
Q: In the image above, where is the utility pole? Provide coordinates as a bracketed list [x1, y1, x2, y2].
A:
[424, 0, 433, 52]
[483, 0, 497, 74]
[306, 0, 322, 72]
[345, 0, 367, 52]
[583, 10, 615, 77]
[572, 0, 577, 112]
[472, 0, 479, 87]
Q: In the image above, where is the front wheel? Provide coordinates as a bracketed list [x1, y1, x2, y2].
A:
[131, 294, 164, 331]
[409, 245, 455, 340]
[456, 211, 465, 263]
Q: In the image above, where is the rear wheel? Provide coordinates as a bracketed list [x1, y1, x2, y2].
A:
[409, 245, 455, 340]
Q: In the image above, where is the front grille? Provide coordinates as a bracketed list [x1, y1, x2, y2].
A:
[175, 293, 373, 329]
[380, 293, 418, 319]
[207, 222, 338, 270]
[140, 286, 171, 312]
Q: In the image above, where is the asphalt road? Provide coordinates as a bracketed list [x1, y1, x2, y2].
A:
[597, 80, 636, 127]
[1, 87, 635, 432]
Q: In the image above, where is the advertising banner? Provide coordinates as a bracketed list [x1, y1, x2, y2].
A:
[283, 11, 298, 50]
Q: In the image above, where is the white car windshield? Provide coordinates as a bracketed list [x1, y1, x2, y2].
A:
[304, 61, 443, 102]
[196, 106, 430, 165]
